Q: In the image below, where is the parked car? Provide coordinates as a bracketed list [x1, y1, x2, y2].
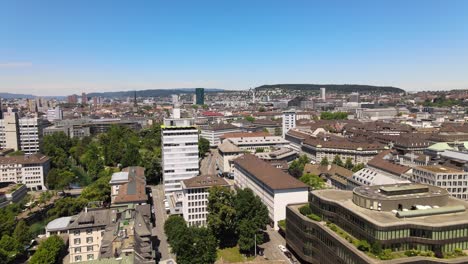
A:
[278, 245, 287, 253]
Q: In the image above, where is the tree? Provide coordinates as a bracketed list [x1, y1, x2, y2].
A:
[140, 149, 162, 184]
[344, 158, 354, 170]
[352, 163, 365, 172]
[29, 235, 65, 264]
[300, 173, 325, 190]
[198, 137, 210, 157]
[46, 169, 75, 190]
[245, 116, 255, 122]
[13, 220, 30, 245]
[47, 197, 88, 222]
[207, 186, 237, 246]
[182, 227, 217, 264]
[288, 155, 310, 178]
[0, 235, 22, 263]
[80, 174, 111, 203]
[274, 127, 282, 136]
[255, 147, 265, 153]
[320, 157, 329, 166]
[332, 155, 343, 167]
[258, 106, 266, 112]
[164, 215, 189, 253]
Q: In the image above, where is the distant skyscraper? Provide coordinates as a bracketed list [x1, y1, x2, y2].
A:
[349, 92, 360, 103]
[320, 87, 326, 101]
[282, 109, 296, 138]
[81, 92, 88, 104]
[195, 88, 204, 105]
[67, 94, 78, 104]
[0, 97, 3, 119]
[171, 94, 179, 105]
[46, 106, 63, 122]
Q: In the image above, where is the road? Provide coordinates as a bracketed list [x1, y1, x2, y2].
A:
[151, 184, 174, 263]
[200, 149, 218, 175]
[261, 226, 297, 263]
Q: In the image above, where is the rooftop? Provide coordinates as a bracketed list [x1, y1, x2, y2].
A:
[0, 154, 50, 165]
[233, 154, 308, 190]
[113, 166, 147, 204]
[182, 175, 230, 189]
[415, 165, 466, 174]
[46, 216, 74, 231]
[220, 131, 271, 140]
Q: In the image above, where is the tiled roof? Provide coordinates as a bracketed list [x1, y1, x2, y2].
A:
[113, 166, 147, 204]
[367, 150, 411, 175]
[233, 154, 307, 190]
[220, 131, 270, 139]
[0, 154, 50, 165]
[182, 175, 230, 189]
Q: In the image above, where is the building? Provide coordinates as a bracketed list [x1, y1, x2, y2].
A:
[221, 132, 290, 152]
[233, 154, 308, 230]
[109, 166, 147, 207]
[216, 140, 243, 175]
[81, 92, 88, 105]
[195, 88, 204, 105]
[320, 87, 326, 101]
[181, 175, 230, 227]
[349, 92, 360, 103]
[303, 164, 353, 190]
[68, 208, 112, 263]
[161, 118, 199, 196]
[255, 147, 298, 163]
[412, 165, 468, 200]
[0, 112, 45, 154]
[68, 94, 78, 104]
[43, 123, 91, 139]
[200, 123, 242, 147]
[45, 216, 74, 237]
[0, 183, 28, 208]
[46, 106, 63, 122]
[282, 109, 296, 138]
[286, 184, 468, 263]
[0, 154, 50, 190]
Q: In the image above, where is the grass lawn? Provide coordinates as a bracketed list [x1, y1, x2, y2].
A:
[217, 246, 255, 263]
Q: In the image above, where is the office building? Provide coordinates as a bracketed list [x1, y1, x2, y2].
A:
[216, 140, 243, 175]
[349, 92, 360, 103]
[0, 154, 50, 190]
[320, 87, 326, 101]
[0, 112, 45, 154]
[181, 175, 230, 227]
[286, 184, 468, 263]
[282, 109, 296, 138]
[200, 123, 242, 147]
[68, 94, 78, 104]
[195, 88, 204, 105]
[412, 165, 468, 200]
[233, 154, 308, 230]
[161, 118, 199, 196]
[46, 106, 63, 121]
[81, 92, 88, 105]
[221, 132, 289, 152]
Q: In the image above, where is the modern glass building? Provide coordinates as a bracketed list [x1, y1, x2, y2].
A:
[195, 88, 204, 105]
[286, 184, 468, 263]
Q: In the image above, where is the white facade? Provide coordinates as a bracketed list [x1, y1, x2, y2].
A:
[200, 126, 242, 147]
[226, 135, 290, 152]
[0, 112, 43, 154]
[0, 155, 50, 190]
[181, 185, 209, 227]
[320, 87, 326, 101]
[412, 166, 468, 200]
[46, 107, 63, 121]
[233, 159, 308, 230]
[282, 110, 296, 138]
[162, 118, 199, 196]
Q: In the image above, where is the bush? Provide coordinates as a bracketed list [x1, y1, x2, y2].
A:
[357, 240, 370, 252]
[299, 205, 313, 216]
[328, 223, 338, 232]
[371, 241, 382, 255]
[306, 213, 322, 222]
[404, 249, 419, 257]
[378, 249, 394, 260]
[278, 220, 286, 230]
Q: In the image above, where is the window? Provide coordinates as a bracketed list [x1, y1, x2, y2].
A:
[86, 237, 93, 244]
[74, 230, 80, 236]
[75, 256, 82, 262]
[74, 238, 81, 245]
[86, 229, 92, 235]
[74, 247, 81, 253]
[87, 254, 94, 260]
[87, 246, 93, 251]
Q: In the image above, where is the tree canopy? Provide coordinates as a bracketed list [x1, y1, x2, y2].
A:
[320, 111, 348, 120]
[29, 235, 65, 264]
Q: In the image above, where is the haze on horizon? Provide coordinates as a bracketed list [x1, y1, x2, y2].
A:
[1, 0, 468, 96]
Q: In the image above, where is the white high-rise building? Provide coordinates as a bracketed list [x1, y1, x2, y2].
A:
[171, 94, 179, 105]
[0, 111, 44, 154]
[282, 109, 296, 138]
[46, 106, 63, 122]
[162, 118, 199, 197]
[320, 87, 326, 101]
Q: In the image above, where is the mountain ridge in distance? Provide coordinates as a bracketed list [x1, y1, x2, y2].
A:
[87, 88, 225, 98]
[255, 84, 405, 93]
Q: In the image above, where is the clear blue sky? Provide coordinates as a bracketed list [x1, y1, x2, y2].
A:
[1, 0, 468, 95]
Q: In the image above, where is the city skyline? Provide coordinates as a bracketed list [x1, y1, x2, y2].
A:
[2, 0, 468, 96]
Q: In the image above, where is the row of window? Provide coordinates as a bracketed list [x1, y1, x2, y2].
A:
[74, 254, 94, 262]
[73, 237, 94, 245]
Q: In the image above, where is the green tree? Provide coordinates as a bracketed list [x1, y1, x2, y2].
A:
[274, 127, 282, 136]
[320, 157, 329, 166]
[352, 163, 365, 172]
[140, 149, 162, 184]
[344, 158, 354, 170]
[13, 220, 30, 245]
[0, 235, 22, 263]
[300, 173, 325, 190]
[245, 116, 255, 122]
[80, 174, 112, 203]
[198, 137, 210, 157]
[207, 186, 237, 247]
[47, 197, 89, 222]
[332, 155, 343, 167]
[258, 106, 266, 112]
[288, 155, 310, 178]
[177, 227, 217, 264]
[29, 235, 65, 264]
[164, 215, 189, 253]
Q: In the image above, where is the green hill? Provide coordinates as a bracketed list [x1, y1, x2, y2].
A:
[255, 84, 404, 94]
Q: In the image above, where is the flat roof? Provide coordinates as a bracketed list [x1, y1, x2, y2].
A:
[379, 184, 428, 193]
[415, 165, 466, 174]
[314, 189, 468, 227]
[182, 175, 230, 189]
[46, 216, 73, 231]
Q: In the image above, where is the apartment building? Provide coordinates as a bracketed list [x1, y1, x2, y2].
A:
[216, 140, 243, 174]
[181, 175, 230, 227]
[221, 132, 289, 152]
[161, 118, 199, 196]
[200, 123, 242, 147]
[0, 112, 45, 154]
[282, 109, 296, 138]
[412, 165, 468, 200]
[46, 106, 63, 122]
[233, 154, 308, 230]
[0, 154, 50, 190]
[109, 166, 147, 207]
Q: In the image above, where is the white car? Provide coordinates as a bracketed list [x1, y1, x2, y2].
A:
[278, 245, 287, 253]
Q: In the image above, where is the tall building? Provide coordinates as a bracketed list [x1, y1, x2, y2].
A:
[320, 87, 326, 101]
[81, 92, 88, 104]
[0, 97, 3, 119]
[286, 184, 468, 263]
[46, 106, 63, 121]
[282, 109, 296, 138]
[195, 88, 204, 105]
[68, 94, 78, 104]
[0, 112, 44, 154]
[349, 92, 360, 103]
[161, 118, 199, 197]
[171, 94, 179, 105]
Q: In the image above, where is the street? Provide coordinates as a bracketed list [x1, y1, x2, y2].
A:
[261, 226, 296, 263]
[200, 148, 218, 175]
[151, 184, 174, 262]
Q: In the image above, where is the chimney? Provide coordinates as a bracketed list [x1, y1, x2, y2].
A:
[85, 207, 88, 213]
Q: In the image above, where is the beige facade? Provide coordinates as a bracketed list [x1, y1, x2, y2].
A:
[69, 226, 105, 262]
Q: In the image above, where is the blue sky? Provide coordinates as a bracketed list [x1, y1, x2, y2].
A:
[1, 0, 468, 96]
